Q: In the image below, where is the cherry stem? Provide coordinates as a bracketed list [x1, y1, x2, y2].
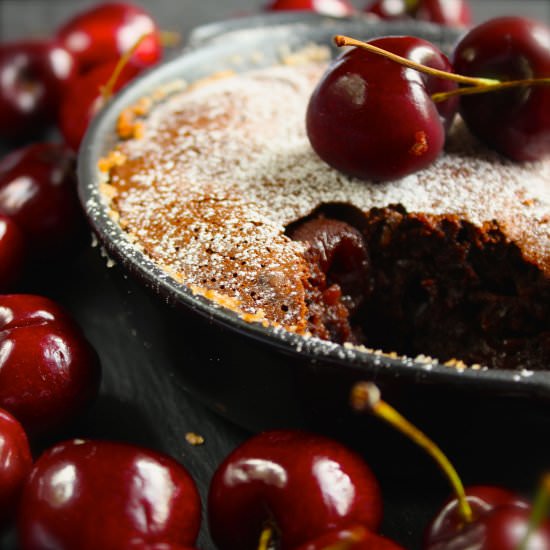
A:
[333, 35, 499, 87]
[258, 525, 274, 550]
[100, 33, 149, 103]
[350, 382, 473, 524]
[432, 77, 550, 102]
[517, 474, 550, 550]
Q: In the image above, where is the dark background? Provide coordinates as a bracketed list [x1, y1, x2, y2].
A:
[1, 1, 550, 549]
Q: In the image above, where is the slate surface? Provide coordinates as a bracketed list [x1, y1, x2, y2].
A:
[1, 1, 549, 549]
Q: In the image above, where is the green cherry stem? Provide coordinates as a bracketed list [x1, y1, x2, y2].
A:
[432, 76, 550, 102]
[334, 35, 550, 103]
[350, 382, 473, 524]
[258, 525, 275, 550]
[100, 33, 149, 102]
[333, 35, 499, 86]
[517, 474, 550, 550]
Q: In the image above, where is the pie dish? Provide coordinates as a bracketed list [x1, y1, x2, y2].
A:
[79, 14, 550, 430]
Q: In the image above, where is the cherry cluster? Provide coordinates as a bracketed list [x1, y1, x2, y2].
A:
[0, 1, 165, 293]
[306, 16, 550, 181]
[0, 2, 200, 548]
[265, 0, 472, 27]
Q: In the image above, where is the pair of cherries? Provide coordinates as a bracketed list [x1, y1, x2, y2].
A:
[266, 0, 471, 27]
[307, 16, 550, 181]
[1, 403, 201, 549]
[0, 2, 162, 149]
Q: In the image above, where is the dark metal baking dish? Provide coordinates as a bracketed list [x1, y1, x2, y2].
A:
[78, 14, 550, 434]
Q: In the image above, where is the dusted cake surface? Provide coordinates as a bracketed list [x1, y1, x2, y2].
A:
[101, 61, 550, 367]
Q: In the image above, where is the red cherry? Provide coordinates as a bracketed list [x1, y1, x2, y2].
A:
[125, 545, 198, 550]
[306, 36, 457, 181]
[0, 215, 25, 291]
[453, 17, 550, 161]
[17, 439, 201, 550]
[0, 41, 77, 141]
[208, 430, 382, 550]
[0, 143, 84, 257]
[364, 0, 471, 27]
[0, 294, 101, 434]
[425, 485, 530, 546]
[56, 1, 162, 74]
[427, 505, 550, 550]
[59, 59, 143, 151]
[287, 215, 370, 343]
[0, 408, 32, 524]
[295, 525, 405, 550]
[265, 0, 355, 16]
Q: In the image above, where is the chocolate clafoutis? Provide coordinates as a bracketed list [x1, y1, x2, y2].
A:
[99, 60, 550, 371]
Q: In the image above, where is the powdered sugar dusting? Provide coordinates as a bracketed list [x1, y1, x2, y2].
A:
[105, 61, 550, 330]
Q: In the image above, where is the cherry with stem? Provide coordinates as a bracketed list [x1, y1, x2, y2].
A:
[350, 382, 550, 549]
[334, 19, 550, 162]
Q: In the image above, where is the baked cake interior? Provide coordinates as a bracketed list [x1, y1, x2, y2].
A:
[287, 203, 550, 370]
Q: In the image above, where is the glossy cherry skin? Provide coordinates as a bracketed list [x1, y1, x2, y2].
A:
[265, 0, 354, 16]
[306, 36, 457, 181]
[0, 408, 32, 524]
[427, 506, 550, 550]
[59, 59, 143, 151]
[17, 439, 201, 550]
[56, 1, 162, 75]
[0, 294, 101, 434]
[0, 41, 77, 141]
[295, 525, 405, 550]
[364, 0, 471, 27]
[453, 17, 550, 161]
[0, 143, 84, 257]
[208, 430, 382, 550]
[425, 485, 530, 548]
[0, 215, 25, 291]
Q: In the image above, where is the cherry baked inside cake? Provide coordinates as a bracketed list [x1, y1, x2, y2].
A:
[99, 56, 550, 371]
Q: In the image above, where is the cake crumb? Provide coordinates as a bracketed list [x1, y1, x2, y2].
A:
[185, 432, 205, 446]
[98, 150, 126, 172]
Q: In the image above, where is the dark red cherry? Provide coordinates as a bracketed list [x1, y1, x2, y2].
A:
[208, 430, 382, 550]
[364, 0, 471, 27]
[288, 215, 370, 342]
[0, 408, 32, 525]
[125, 544, 198, 550]
[295, 525, 405, 550]
[265, 0, 354, 16]
[453, 17, 550, 161]
[59, 58, 143, 151]
[0, 41, 76, 141]
[17, 439, 201, 550]
[0, 215, 26, 291]
[56, 1, 162, 74]
[0, 143, 84, 257]
[427, 505, 550, 550]
[0, 294, 101, 434]
[306, 36, 457, 181]
[425, 485, 529, 546]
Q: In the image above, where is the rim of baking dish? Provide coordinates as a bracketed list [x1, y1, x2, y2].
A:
[78, 13, 550, 399]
